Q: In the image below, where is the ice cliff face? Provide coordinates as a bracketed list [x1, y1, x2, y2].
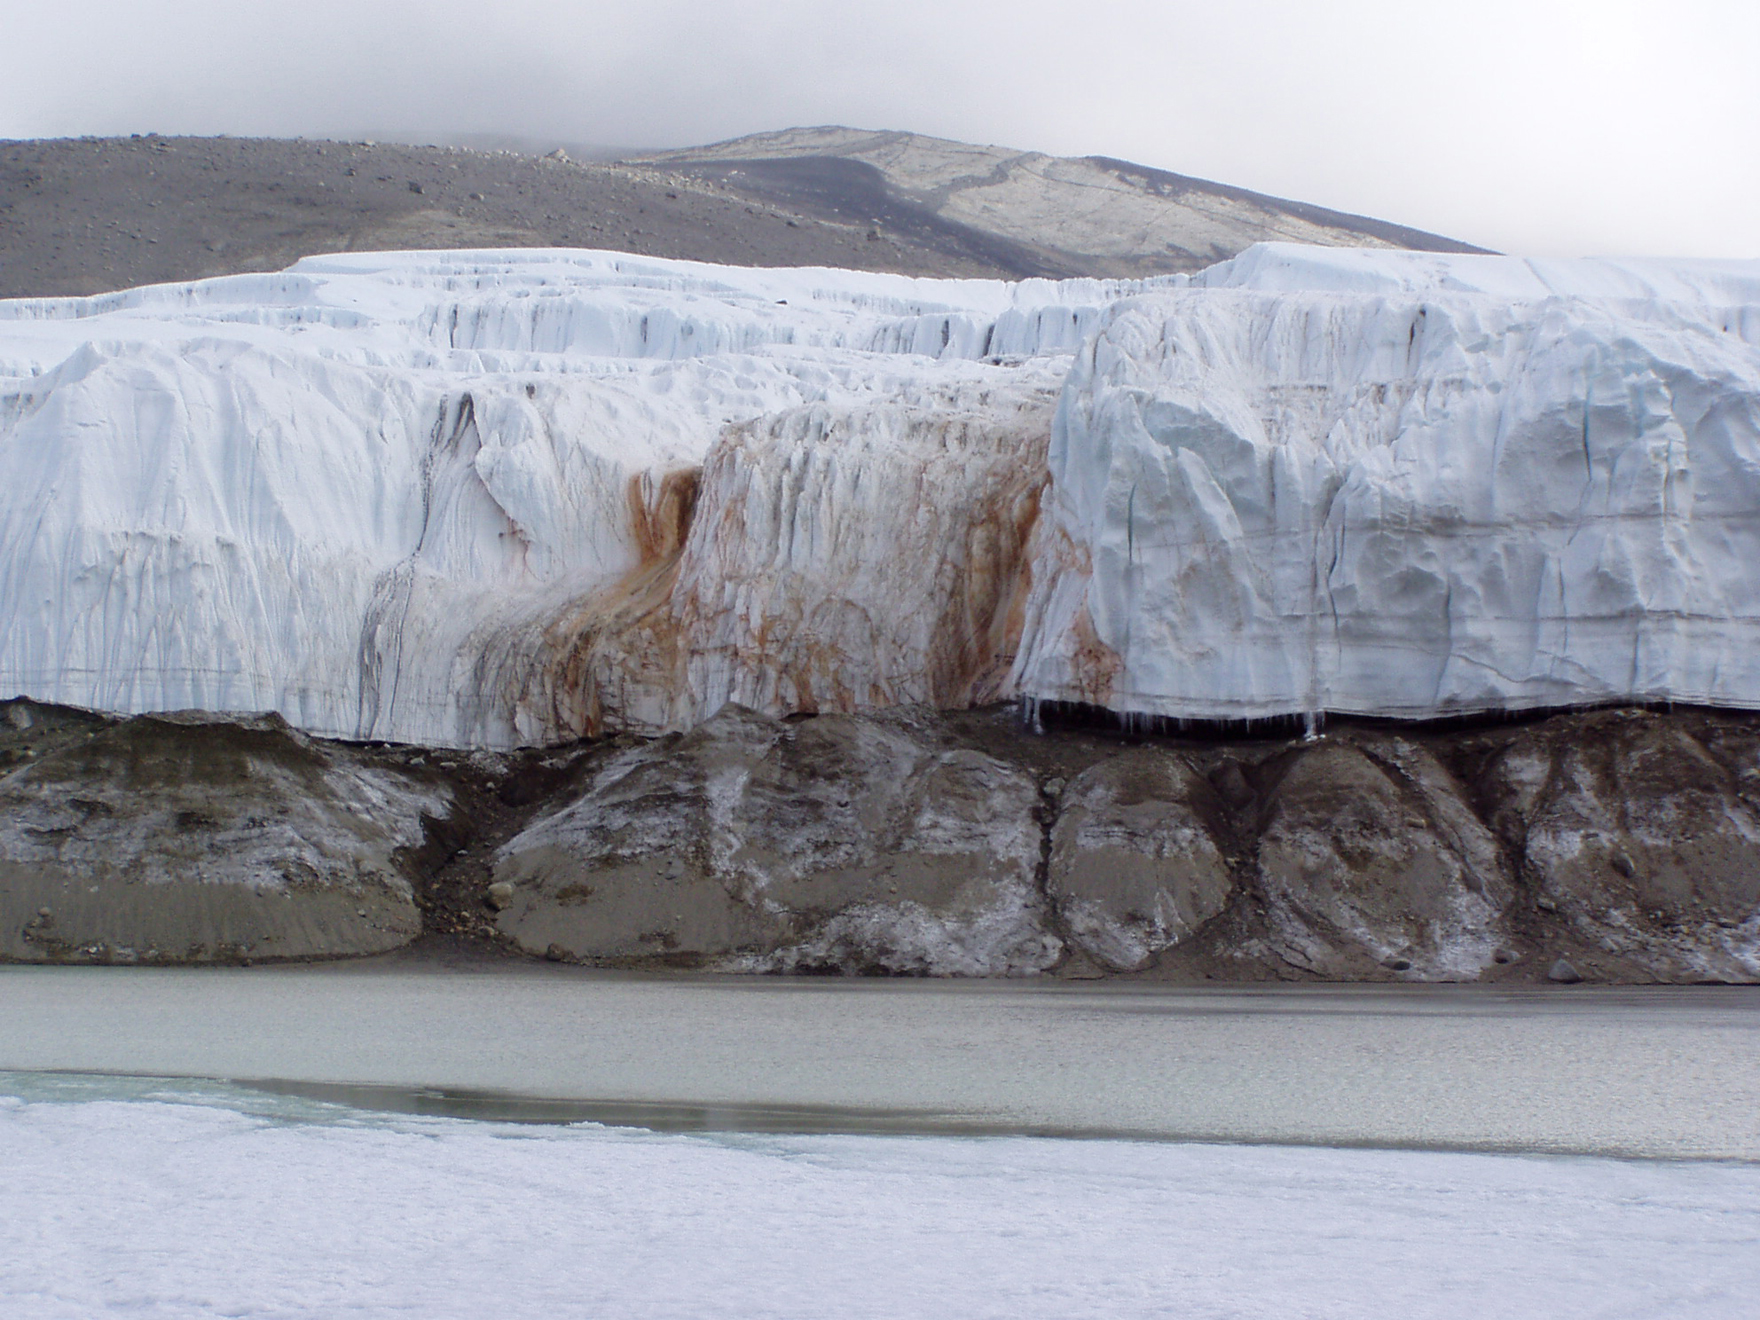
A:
[2, 245, 1758, 746]
[1015, 247, 1760, 721]
[0, 250, 1121, 746]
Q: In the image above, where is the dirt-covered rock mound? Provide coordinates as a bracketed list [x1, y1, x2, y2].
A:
[492, 705, 1760, 982]
[3, 696, 1758, 980]
[1253, 738, 1514, 980]
[492, 706, 1059, 975]
[0, 701, 447, 963]
[1482, 709, 1760, 982]
[1045, 748, 1235, 971]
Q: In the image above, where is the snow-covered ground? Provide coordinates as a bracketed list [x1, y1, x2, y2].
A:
[3, 245, 1759, 745]
[2, 1078, 1756, 1320]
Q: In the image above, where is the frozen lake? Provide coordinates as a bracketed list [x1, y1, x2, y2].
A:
[3, 1074, 1757, 1320]
[1, 960, 1757, 1157]
[3, 964, 1758, 1318]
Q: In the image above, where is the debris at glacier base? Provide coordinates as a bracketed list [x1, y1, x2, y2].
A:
[0, 700, 444, 963]
[492, 705, 1062, 976]
[5, 696, 1758, 979]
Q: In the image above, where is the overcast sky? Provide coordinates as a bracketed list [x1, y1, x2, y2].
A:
[5, 0, 1756, 259]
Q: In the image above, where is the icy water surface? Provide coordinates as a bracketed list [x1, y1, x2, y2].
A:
[2, 962, 1757, 1156]
[3, 968, 1758, 1318]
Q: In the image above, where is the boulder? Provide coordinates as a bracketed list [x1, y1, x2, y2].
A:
[493, 706, 1059, 974]
[1484, 711, 1760, 982]
[0, 709, 443, 963]
[1254, 737, 1512, 979]
[1046, 748, 1235, 970]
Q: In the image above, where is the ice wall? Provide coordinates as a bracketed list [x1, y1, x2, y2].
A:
[1011, 249, 1760, 720]
[0, 251, 1139, 746]
[2, 245, 1758, 746]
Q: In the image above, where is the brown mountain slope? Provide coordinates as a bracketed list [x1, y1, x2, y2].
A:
[0, 128, 1485, 299]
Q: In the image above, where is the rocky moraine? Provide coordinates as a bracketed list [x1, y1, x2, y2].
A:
[4, 695, 1755, 982]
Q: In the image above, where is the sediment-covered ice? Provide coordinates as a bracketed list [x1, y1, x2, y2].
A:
[2, 244, 1758, 746]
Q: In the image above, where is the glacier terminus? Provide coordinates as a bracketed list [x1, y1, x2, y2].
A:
[2, 243, 1759, 749]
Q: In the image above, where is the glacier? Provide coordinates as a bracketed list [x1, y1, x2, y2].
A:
[1015, 246, 1760, 721]
[2, 244, 1759, 748]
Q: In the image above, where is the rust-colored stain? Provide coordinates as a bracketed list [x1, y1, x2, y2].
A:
[1067, 604, 1124, 708]
[627, 467, 701, 564]
[528, 467, 704, 739]
[928, 467, 1046, 708]
[517, 392, 1067, 738]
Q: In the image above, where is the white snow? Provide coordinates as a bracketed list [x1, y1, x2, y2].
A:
[1, 1084, 1756, 1320]
[2, 244, 1759, 745]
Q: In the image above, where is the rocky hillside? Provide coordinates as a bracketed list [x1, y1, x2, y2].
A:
[3, 696, 1755, 983]
[0, 128, 1484, 299]
[641, 127, 1489, 278]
